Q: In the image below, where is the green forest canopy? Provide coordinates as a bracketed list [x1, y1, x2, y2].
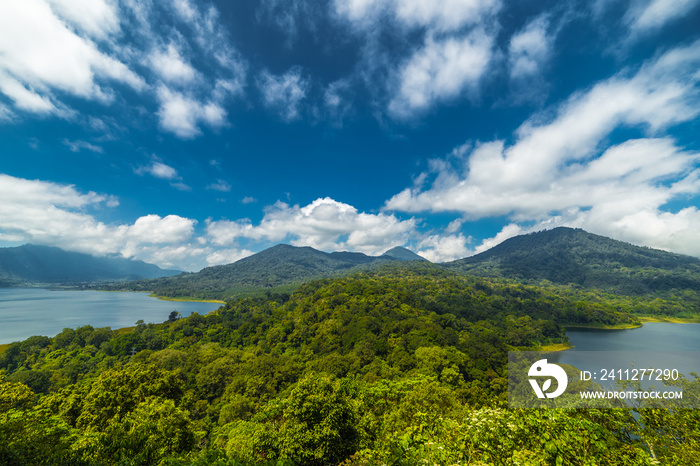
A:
[2, 268, 698, 464]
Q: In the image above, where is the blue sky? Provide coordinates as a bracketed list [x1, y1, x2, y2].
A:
[0, 0, 699, 271]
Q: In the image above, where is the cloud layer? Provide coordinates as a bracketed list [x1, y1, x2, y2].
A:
[0, 175, 470, 269]
[386, 40, 700, 256]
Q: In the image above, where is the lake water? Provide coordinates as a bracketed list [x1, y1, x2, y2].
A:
[0, 288, 222, 344]
[550, 323, 700, 390]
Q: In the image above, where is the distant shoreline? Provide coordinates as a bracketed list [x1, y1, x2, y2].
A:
[148, 293, 225, 304]
[97, 288, 225, 304]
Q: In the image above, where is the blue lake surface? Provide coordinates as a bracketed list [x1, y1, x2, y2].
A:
[0, 288, 222, 344]
[550, 323, 700, 390]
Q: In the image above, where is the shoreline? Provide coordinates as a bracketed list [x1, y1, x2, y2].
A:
[536, 343, 572, 352]
[637, 315, 700, 324]
[563, 322, 643, 330]
[148, 293, 225, 304]
[99, 288, 225, 304]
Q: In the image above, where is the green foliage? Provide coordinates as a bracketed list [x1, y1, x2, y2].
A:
[1, 268, 696, 464]
[446, 227, 700, 317]
[102, 244, 421, 301]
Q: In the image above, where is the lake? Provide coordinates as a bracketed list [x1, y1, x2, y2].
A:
[551, 323, 700, 390]
[0, 288, 222, 345]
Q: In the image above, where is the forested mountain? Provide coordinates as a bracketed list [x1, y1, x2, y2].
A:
[381, 246, 427, 261]
[0, 244, 180, 286]
[5, 267, 682, 466]
[445, 227, 700, 296]
[106, 244, 428, 300]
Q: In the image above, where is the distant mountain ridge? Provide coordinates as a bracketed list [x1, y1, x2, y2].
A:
[107, 244, 428, 300]
[0, 244, 181, 286]
[444, 227, 700, 295]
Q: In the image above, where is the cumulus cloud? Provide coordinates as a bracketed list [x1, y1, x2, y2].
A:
[334, 0, 500, 32]
[0, 0, 144, 115]
[333, 0, 500, 119]
[0, 174, 474, 268]
[257, 68, 309, 122]
[156, 86, 227, 138]
[509, 15, 552, 80]
[416, 233, 471, 263]
[0, 0, 245, 139]
[207, 179, 231, 192]
[135, 158, 179, 180]
[385, 40, 700, 257]
[149, 44, 198, 85]
[134, 157, 193, 191]
[0, 174, 199, 266]
[389, 31, 493, 117]
[207, 197, 417, 256]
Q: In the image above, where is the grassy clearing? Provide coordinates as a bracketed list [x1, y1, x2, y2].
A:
[0, 343, 9, 354]
[564, 322, 643, 330]
[637, 315, 700, 324]
[149, 294, 225, 304]
[536, 343, 573, 352]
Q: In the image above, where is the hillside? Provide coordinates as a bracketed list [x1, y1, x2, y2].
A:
[106, 244, 428, 300]
[444, 227, 700, 296]
[2, 268, 663, 465]
[0, 244, 180, 286]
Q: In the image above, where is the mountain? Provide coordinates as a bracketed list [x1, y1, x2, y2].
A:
[107, 244, 428, 300]
[0, 244, 181, 286]
[444, 227, 700, 295]
[381, 246, 428, 261]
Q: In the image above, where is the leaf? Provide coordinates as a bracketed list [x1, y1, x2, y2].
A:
[542, 379, 552, 392]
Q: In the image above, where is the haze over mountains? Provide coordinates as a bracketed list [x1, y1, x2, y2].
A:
[0, 244, 181, 286]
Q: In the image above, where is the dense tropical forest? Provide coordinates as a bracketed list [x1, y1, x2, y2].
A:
[102, 244, 423, 301]
[2, 266, 699, 465]
[101, 229, 700, 322]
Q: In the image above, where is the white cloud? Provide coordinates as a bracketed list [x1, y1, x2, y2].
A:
[0, 0, 245, 139]
[241, 196, 257, 204]
[0, 72, 63, 116]
[0, 0, 145, 113]
[0, 174, 474, 268]
[46, 0, 121, 40]
[0, 173, 204, 268]
[127, 214, 195, 244]
[63, 139, 104, 154]
[626, 0, 700, 33]
[207, 197, 417, 256]
[207, 179, 231, 192]
[135, 159, 179, 180]
[393, 0, 500, 32]
[472, 224, 525, 255]
[509, 15, 552, 80]
[149, 44, 198, 85]
[388, 31, 493, 117]
[0, 103, 12, 122]
[385, 40, 700, 257]
[257, 68, 309, 122]
[416, 233, 470, 262]
[205, 248, 255, 266]
[333, 0, 500, 119]
[334, 0, 500, 32]
[156, 86, 227, 138]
